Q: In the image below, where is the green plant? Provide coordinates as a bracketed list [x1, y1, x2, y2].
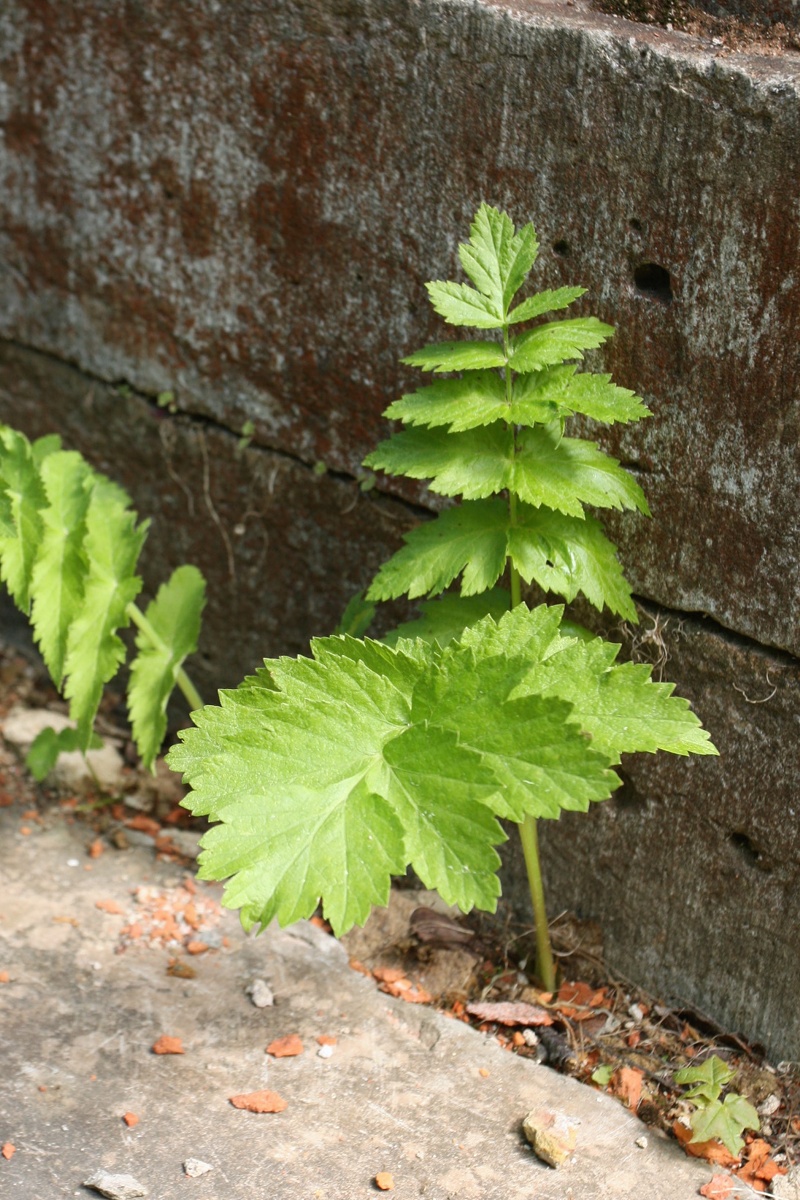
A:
[0, 426, 205, 777]
[354, 203, 709, 985]
[168, 206, 716, 984]
[675, 1056, 760, 1157]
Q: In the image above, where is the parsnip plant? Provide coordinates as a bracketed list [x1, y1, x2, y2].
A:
[0, 427, 205, 775]
[169, 206, 717, 987]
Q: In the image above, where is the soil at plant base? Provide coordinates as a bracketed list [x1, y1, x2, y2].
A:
[0, 634, 797, 1197]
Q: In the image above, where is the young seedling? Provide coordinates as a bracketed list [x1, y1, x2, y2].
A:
[168, 207, 716, 981]
[0, 426, 205, 777]
[675, 1056, 760, 1157]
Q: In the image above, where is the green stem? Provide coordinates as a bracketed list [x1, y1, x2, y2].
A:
[519, 813, 557, 992]
[126, 602, 204, 712]
[503, 321, 554, 992]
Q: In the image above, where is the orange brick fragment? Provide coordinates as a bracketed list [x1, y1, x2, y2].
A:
[19, 827, 31, 836]
[699, 1175, 734, 1200]
[229, 1089, 287, 1113]
[151, 1035, 184, 1055]
[372, 966, 406, 984]
[95, 899, 125, 915]
[348, 958, 371, 976]
[374, 1172, 395, 1190]
[186, 941, 209, 955]
[316, 1035, 337, 1046]
[123, 1112, 139, 1127]
[266, 1034, 303, 1058]
[478, 1067, 490, 1078]
[0, 971, 9, 984]
[613, 1066, 643, 1112]
[125, 814, 161, 837]
[1, 1143, 15, 1160]
[88, 838, 104, 858]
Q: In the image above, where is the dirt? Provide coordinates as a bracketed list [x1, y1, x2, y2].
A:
[1, 632, 798, 1193]
[589, 0, 800, 55]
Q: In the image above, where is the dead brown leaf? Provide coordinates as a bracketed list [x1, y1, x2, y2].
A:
[465, 1001, 553, 1027]
[673, 1122, 740, 1166]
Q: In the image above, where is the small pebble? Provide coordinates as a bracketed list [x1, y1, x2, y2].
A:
[635, 1135, 648, 1149]
[522, 1029, 539, 1047]
[183, 1159, 213, 1178]
[317, 1043, 334, 1059]
[245, 978, 275, 1008]
[67, 858, 79, 868]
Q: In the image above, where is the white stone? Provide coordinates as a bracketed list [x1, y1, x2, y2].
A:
[183, 1159, 213, 1178]
[245, 978, 275, 1007]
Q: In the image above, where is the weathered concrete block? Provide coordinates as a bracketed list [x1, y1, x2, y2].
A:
[0, 0, 797, 1056]
[0, 0, 797, 653]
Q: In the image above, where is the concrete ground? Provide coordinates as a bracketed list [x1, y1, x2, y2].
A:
[0, 805, 713, 1199]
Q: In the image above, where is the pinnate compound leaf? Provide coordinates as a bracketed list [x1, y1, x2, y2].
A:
[690, 1095, 759, 1158]
[513, 427, 651, 516]
[510, 318, 614, 373]
[63, 476, 147, 747]
[458, 203, 539, 312]
[384, 372, 509, 432]
[366, 425, 649, 517]
[402, 341, 506, 373]
[367, 501, 511, 601]
[508, 505, 637, 620]
[128, 565, 206, 770]
[29, 451, 93, 685]
[507, 286, 586, 325]
[368, 499, 635, 618]
[364, 425, 514, 500]
[512, 366, 650, 426]
[0, 426, 48, 612]
[425, 281, 504, 328]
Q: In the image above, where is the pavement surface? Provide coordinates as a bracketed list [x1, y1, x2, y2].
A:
[0, 805, 713, 1199]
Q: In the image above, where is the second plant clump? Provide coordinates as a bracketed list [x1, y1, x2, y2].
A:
[170, 204, 717, 989]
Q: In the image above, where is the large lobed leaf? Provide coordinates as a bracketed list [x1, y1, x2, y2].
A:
[170, 605, 715, 937]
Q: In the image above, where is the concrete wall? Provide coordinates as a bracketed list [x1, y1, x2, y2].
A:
[0, 0, 797, 1056]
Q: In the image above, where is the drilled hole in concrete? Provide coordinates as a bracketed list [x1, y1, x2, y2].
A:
[552, 239, 571, 257]
[628, 218, 643, 233]
[633, 262, 673, 303]
[729, 831, 773, 873]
